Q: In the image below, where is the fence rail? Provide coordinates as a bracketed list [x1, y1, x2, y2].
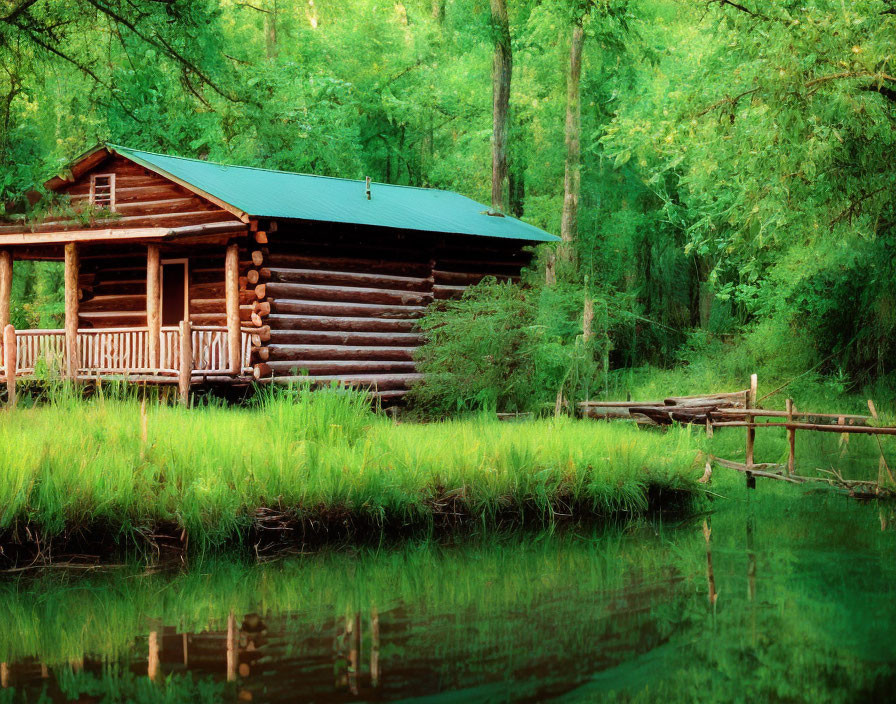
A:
[1, 325, 252, 380]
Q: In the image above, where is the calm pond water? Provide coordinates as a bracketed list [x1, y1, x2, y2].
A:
[2, 483, 896, 703]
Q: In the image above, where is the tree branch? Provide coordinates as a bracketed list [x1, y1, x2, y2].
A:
[83, 0, 242, 103]
[695, 87, 759, 117]
[1, 0, 39, 23]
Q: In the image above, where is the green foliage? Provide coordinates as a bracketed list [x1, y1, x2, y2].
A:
[410, 280, 605, 414]
[3, 0, 896, 397]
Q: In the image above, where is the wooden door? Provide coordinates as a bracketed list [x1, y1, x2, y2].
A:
[161, 259, 189, 326]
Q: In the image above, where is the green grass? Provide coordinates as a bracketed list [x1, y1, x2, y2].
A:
[0, 386, 702, 556]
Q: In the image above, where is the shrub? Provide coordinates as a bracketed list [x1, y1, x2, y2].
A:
[409, 280, 605, 415]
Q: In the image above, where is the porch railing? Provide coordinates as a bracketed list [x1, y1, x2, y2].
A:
[1, 326, 252, 379]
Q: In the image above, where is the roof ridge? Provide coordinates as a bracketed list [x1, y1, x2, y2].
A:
[107, 143, 463, 196]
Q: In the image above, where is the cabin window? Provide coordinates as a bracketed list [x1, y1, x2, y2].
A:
[89, 173, 116, 211]
[161, 259, 189, 327]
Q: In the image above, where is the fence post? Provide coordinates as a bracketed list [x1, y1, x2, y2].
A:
[786, 398, 795, 476]
[3, 324, 15, 409]
[745, 373, 757, 489]
[178, 320, 193, 406]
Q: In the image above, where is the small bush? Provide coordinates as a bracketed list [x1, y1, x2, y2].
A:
[410, 280, 606, 415]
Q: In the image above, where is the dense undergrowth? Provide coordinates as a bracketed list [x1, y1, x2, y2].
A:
[0, 386, 701, 563]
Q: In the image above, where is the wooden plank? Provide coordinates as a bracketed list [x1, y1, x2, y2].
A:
[225, 243, 241, 374]
[0, 250, 10, 335]
[268, 330, 424, 346]
[179, 320, 192, 404]
[267, 253, 431, 277]
[271, 372, 423, 390]
[265, 360, 417, 375]
[266, 267, 433, 291]
[0, 227, 170, 245]
[270, 299, 426, 319]
[147, 245, 160, 368]
[3, 325, 15, 408]
[64, 243, 79, 379]
[266, 314, 418, 333]
[265, 344, 416, 361]
[265, 281, 432, 306]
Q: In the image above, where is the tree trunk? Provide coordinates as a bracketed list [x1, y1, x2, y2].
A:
[561, 23, 584, 265]
[490, 0, 512, 213]
[265, 0, 278, 59]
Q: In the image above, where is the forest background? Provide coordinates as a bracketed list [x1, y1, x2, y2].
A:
[1, 0, 894, 413]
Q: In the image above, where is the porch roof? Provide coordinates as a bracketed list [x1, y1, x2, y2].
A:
[105, 145, 559, 243]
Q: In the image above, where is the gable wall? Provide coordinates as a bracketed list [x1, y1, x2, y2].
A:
[55, 154, 236, 230]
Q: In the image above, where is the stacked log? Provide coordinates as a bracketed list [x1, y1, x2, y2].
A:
[77, 251, 147, 328]
[257, 229, 534, 398]
[247, 233, 275, 380]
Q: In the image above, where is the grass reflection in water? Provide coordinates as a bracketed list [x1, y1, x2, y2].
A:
[1, 474, 896, 703]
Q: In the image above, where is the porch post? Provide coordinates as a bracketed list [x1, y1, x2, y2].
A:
[0, 249, 11, 335]
[225, 243, 241, 375]
[147, 244, 161, 369]
[64, 243, 79, 380]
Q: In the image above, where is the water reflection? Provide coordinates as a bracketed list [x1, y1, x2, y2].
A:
[2, 487, 896, 702]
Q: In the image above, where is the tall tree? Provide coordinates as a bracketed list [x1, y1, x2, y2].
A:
[265, 0, 279, 60]
[560, 19, 584, 264]
[490, 0, 512, 213]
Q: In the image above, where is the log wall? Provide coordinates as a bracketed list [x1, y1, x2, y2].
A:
[250, 225, 534, 398]
[76, 246, 240, 329]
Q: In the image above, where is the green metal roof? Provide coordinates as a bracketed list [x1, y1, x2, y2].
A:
[108, 145, 559, 243]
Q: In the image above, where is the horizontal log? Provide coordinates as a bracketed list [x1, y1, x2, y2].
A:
[92, 281, 146, 297]
[78, 312, 146, 326]
[370, 389, 409, 401]
[114, 197, 199, 215]
[190, 298, 226, 314]
[431, 269, 517, 285]
[579, 400, 665, 407]
[190, 314, 227, 325]
[251, 250, 266, 266]
[270, 299, 426, 319]
[254, 284, 266, 299]
[270, 372, 424, 391]
[267, 253, 431, 277]
[265, 360, 418, 375]
[433, 257, 527, 273]
[254, 301, 271, 316]
[265, 344, 416, 362]
[266, 314, 417, 333]
[433, 284, 467, 300]
[712, 421, 896, 436]
[79, 293, 146, 313]
[664, 390, 749, 407]
[265, 282, 432, 306]
[265, 267, 432, 291]
[715, 409, 871, 424]
[268, 330, 424, 346]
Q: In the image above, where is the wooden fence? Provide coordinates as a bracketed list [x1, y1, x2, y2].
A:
[580, 374, 896, 498]
[1, 325, 253, 404]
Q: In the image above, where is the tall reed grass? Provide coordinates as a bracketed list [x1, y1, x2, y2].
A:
[0, 386, 702, 554]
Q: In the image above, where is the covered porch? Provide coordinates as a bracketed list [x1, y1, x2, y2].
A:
[0, 226, 254, 394]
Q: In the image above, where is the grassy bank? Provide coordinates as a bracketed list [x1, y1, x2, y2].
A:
[0, 388, 701, 563]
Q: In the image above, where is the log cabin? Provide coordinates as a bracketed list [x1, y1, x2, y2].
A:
[0, 144, 558, 400]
